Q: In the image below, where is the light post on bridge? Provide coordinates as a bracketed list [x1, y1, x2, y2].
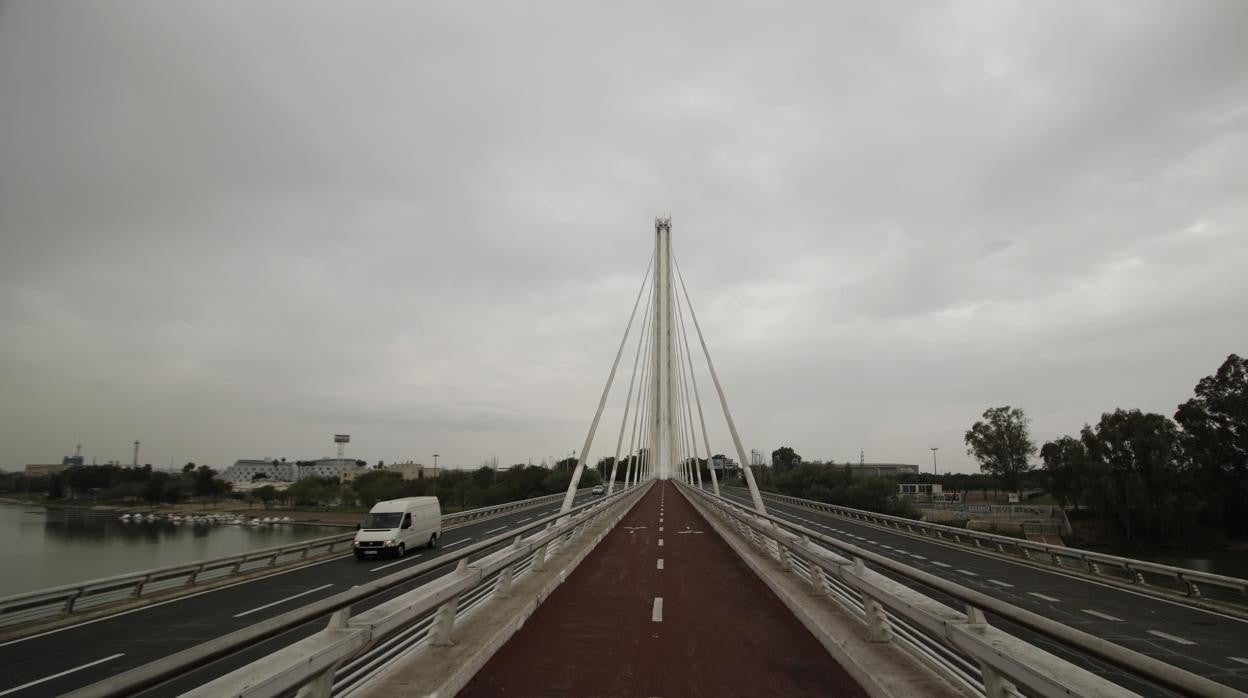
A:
[433, 454, 439, 472]
[930, 447, 938, 476]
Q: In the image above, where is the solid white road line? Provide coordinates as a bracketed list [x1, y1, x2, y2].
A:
[370, 555, 422, 572]
[657, 559, 664, 570]
[441, 539, 470, 548]
[0, 654, 126, 696]
[235, 583, 334, 617]
[652, 597, 663, 622]
[1082, 609, 1123, 622]
[485, 526, 509, 534]
[1029, 592, 1061, 602]
[1147, 630, 1196, 646]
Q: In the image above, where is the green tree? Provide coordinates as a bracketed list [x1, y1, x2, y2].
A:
[351, 471, 406, 508]
[253, 485, 279, 509]
[1083, 409, 1181, 542]
[771, 446, 801, 470]
[1039, 436, 1088, 508]
[286, 476, 338, 507]
[964, 406, 1035, 491]
[1174, 354, 1248, 538]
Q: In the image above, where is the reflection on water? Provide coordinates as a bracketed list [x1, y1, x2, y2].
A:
[0, 504, 341, 596]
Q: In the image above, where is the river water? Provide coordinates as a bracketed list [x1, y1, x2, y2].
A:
[0, 504, 343, 596]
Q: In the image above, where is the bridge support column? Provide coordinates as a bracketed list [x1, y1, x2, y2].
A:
[429, 560, 467, 647]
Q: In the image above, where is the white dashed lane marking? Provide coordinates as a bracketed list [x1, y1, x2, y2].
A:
[987, 579, 1012, 588]
[657, 559, 664, 570]
[234, 583, 334, 617]
[0, 654, 126, 697]
[1147, 630, 1195, 646]
[1082, 609, 1123, 622]
[1028, 592, 1061, 602]
[652, 597, 663, 622]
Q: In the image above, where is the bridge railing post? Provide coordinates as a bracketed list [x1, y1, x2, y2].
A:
[428, 559, 467, 647]
[292, 607, 352, 698]
[854, 557, 892, 643]
[965, 605, 1018, 698]
[496, 535, 524, 599]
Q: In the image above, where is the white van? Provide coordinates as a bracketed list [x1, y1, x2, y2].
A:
[353, 497, 441, 560]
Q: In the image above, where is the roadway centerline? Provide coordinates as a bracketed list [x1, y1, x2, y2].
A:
[657, 559, 664, 570]
[234, 583, 334, 617]
[1029, 592, 1061, 602]
[441, 538, 471, 548]
[652, 597, 663, 622]
[658, 539, 664, 547]
[1082, 609, 1123, 622]
[485, 526, 509, 534]
[0, 653, 126, 697]
[988, 579, 1013, 588]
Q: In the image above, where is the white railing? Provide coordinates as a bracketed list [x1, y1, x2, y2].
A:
[62, 483, 648, 698]
[723, 486, 1248, 606]
[0, 489, 585, 629]
[687, 483, 1245, 698]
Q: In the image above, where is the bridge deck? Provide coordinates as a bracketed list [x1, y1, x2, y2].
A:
[457, 481, 865, 697]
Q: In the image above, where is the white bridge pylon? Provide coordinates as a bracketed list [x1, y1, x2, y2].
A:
[560, 218, 768, 516]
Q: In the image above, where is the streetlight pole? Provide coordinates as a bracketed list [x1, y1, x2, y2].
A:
[930, 447, 939, 476]
[433, 454, 439, 472]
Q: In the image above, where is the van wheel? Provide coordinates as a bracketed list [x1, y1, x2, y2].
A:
[428, 534, 438, 549]
[396, 543, 405, 559]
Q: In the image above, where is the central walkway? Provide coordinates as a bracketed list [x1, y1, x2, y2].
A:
[458, 482, 866, 697]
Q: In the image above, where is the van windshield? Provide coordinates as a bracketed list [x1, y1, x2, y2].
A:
[361, 512, 403, 530]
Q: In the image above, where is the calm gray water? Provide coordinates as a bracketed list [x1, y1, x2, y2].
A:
[1090, 546, 1248, 580]
[0, 504, 343, 596]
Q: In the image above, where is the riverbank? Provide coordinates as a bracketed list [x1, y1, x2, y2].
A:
[2, 496, 365, 527]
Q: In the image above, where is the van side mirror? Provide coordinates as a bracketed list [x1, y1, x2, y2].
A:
[356, 523, 361, 530]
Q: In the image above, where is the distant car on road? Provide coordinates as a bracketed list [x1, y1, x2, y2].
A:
[591, 485, 604, 495]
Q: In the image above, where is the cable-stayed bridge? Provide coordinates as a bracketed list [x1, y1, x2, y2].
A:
[1, 219, 1246, 697]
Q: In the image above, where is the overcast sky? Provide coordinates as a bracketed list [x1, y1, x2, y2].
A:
[1, 2, 1245, 475]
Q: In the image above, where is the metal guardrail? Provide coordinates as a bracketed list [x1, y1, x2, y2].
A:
[724, 486, 1248, 605]
[64, 483, 648, 698]
[686, 483, 1245, 698]
[0, 489, 584, 629]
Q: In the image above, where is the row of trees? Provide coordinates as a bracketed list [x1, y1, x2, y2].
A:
[964, 354, 1247, 543]
[275, 464, 604, 511]
[0, 463, 231, 504]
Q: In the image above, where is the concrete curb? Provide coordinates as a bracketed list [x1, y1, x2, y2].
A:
[682, 489, 973, 698]
[359, 484, 650, 698]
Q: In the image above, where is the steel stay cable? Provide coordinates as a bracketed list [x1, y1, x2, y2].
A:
[609, 281, 654, 494]
[560, 252, 654, 513]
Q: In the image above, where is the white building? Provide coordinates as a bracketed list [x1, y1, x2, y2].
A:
[221, 458, 365, 484]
